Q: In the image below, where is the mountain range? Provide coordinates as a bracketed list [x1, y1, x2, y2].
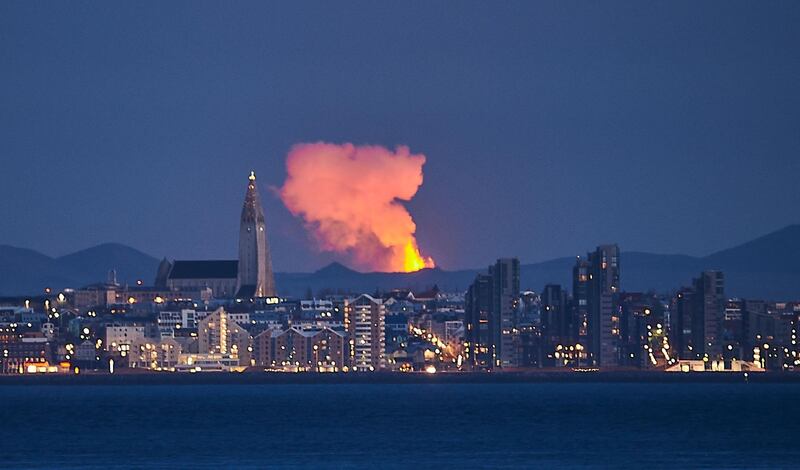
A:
[1, 225, 799, 299]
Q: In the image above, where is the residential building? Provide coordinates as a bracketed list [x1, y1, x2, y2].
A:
[541, 284, 571, 351]
[491, 258, 520, 368]
[253, 325, 345, 371]
[573, 245, 621, 367]
[104, 325, 145, 354]
[464, 258, 520, 369]
[672, 271, 725, 361]
[129, 337, 183, 370]
[344, 294, 386, 371]
[464, 273, 492, 368]
[197, 308, 252, 366]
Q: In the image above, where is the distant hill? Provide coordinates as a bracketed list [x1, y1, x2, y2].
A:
[274, 254, 708, 299]
[704, 224, 800, 273]
[56, 243, 160, 285]
[275, 225, 800, 299]
[1, 225, 799, 299]
[276, 264, 479, 298]
[0, 243, 159, 296]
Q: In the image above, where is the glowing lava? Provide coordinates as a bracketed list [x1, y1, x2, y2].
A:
[402, 240, 435, 272]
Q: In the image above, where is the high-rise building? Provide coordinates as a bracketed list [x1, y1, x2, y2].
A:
[344, 294, 386, 371]
[693, 271, 725, 359]
[618, 292, 663, 368]
[464, 258, 520, 369]
[573, 244, 620, 367]
[541, 284, 571, 349]
[464, 274, 492, 368]
[491, 258, 520, 368]
[672, 287, 694, 359]
[590, 244, 621, 367]
[672, 271, 725, 360]
[572, 257, 590, 349]
[741, 299, 768, 361]
[237, 171, 277, 298]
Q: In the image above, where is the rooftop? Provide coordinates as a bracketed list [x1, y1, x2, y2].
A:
[169, 260, 238, 280]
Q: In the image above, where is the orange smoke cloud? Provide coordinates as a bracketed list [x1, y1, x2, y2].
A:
[279, 142, 435, 272]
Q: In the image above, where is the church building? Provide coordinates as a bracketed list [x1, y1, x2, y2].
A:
[155, 172, 277, 299]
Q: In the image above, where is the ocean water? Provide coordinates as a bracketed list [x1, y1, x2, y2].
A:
[0, 382, 798, 468]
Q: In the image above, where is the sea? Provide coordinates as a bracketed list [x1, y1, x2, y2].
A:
[1, 382, 798, 468]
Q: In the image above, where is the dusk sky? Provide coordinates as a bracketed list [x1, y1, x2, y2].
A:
[2, 1, 799, 272]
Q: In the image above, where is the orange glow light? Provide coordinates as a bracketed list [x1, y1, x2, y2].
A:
[402, 241, 435, 272]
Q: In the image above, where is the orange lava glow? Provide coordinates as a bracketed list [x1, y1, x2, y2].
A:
[402, 240, 436, 272]
[279, 142, 436, 272]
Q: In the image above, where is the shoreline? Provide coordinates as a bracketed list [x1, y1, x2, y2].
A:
[2, 370, 799, 386]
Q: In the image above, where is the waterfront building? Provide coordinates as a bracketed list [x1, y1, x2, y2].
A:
[129, 337, 182, 370]
[541, 284, 571, 352]
[572, 257, 590, 350]
[571, 245, 621, 367]
[197, 308, 252, 366]
[464, 273, 492, 368]
[694, 271, 725, 359]
[344, 294, 386, 371]
[253, 327, 280, 368]
[104, 325, 145, 354]
[253, 325, 346, 371]
[0, 336, 52, 374]
[464, 258, 520, 369]
[672, 287, 695, 359]
[618, 293, 664, 368]
[672, 271, 725, 361]
[492, 258, 520, 368]
[175, 353, 245, 372]
[75, 340, 98, 364]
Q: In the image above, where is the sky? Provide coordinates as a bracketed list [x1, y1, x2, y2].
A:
[1, 1, 799, 272]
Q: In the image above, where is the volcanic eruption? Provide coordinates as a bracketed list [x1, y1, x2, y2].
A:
[278, 142, 435, 272]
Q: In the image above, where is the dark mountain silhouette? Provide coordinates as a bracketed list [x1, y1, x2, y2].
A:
[275, 226, 800, 299]
[56, 243, 160, 284]
[0, 243, 159, 296]
[0, 245, 77, 296]
[1, 225, 799, 299]
[314, 261, 358, 277]
[703, 224, 800, 273]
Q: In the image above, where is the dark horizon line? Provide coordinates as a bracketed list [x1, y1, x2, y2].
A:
[1, 222, 798, 275]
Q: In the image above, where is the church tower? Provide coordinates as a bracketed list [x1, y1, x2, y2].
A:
[236, 171, 277, 298]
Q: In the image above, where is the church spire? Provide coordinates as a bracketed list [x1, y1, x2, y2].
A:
[236, 171, 277, 298]
[241, 170, 263, 224]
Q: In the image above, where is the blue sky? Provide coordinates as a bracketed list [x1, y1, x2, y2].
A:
[1, 1, 799, 271]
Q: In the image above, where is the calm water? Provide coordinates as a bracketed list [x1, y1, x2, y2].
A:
[1, 382, 798, 468]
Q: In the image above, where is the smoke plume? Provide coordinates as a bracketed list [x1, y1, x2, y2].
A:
[278, 142, 435, 272]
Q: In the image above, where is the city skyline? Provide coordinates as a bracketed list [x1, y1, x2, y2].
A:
[3, 3, 800, 469]
[2, 2, 800, 271]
